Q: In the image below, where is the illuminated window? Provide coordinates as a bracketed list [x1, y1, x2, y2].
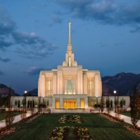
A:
[64, 79, 76, 94]
[55, 100, 60, 109]
[46, 80, 52, 96]
[80, 99, 85, 108]
[68, 57, 71, 67]
[88, 79, 94, 96]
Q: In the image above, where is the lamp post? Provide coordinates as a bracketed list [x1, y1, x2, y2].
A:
[24, 90, 27, 112]
[114, 90, 117, 113]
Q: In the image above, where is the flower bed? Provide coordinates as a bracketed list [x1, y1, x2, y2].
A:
[49, 126, 92, 140]
[72, 115, 83, 123]
[0, 127, 20, 139]
[73, 126, 92, 140]
[49, 126, 69, 140]
[124, 125, 140, 138]
[100, 113, 124, 123]
[24, 113, 42, 123]
[58, 115, 83, 123]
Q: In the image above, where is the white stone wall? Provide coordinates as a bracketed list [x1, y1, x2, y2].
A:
[11, 96, 52, 108]
[88, 96, 130, 109]
[38, 68, 102, 97]
[11, 95, 130, 111]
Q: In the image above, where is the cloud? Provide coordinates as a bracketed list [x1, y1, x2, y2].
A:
[0, 57, 10, 62]
[0, 6, 57, 58]
[56, 0, 140, 26]
[15, 42, 57, 59]
[0, 6, 16, 35]
[24, 67, 44, 76]
[130, 26, 140, 33]
[0, 70, 4, 75]
[51, 15, 62, 23]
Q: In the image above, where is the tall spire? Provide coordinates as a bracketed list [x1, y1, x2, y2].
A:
[68, 22, 72, 44]
[62, 22, 78, 66]
[67, 22, 73, 52]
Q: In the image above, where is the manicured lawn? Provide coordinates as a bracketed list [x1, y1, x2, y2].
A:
[121, 112, 131, 117]
[1, 114, 139, 140]
[0, 112, 21, 121]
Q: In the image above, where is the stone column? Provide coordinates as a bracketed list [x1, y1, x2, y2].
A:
[84, 73, 87, 94]
[95, 74, 99, 97]
[77, 97, 80, 108]
[52, 97, 55, 109]
[53, 72, 57, 94]
[48, 98, 51, 107]
[80, 71, 83, 94]
[57, 70, 62, 94]
[41, 74, 45, 97]
[77, 70, 82, 94]
[85, 96, 88, 108]
[60, 97, 63, 109]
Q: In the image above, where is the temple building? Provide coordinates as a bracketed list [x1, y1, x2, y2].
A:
[11, 23, 130, 113]
[37, 22, 102, 112]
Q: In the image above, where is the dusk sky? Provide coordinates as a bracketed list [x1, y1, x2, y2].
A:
[0, 0, 140, 94]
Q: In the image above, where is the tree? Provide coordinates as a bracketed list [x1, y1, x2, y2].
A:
[100, 96, 105, 113]
[38, 97, 41, 113]
[46, 100, 49, 107]
[0, 96, 8, 107]
[18, 100, 20, 108]
[110, 100, 113, 108]
[130, 88, 140, 128]
[29, 100, 32, 108]
[106, 99, 110, 108]
[106, 97, 111, 114]
[115, 96, 120, 119]
[5, 88, 15, 128]
[15, 100, 17, 106]
[33, 100, 35, 108]
[27, 100, 30, 108]
[120, 99, 125, 108]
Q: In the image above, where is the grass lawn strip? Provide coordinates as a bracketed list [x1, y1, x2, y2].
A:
[0, 112, 21, 121]
[100, 113, 124, 123]
[121, 112, 131, 117]
[0, 113, 41, 139]
[24, 113, 42, 123]
[1, 114, 139, 140]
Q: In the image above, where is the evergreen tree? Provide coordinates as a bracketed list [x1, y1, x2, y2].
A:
[130, 88, 140, 128]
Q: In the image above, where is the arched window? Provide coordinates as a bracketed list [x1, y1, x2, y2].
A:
[68, 57, 71, 67]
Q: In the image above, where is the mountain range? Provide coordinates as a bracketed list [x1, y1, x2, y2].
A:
[0, 84, 19, 97]
[102, 72, 140, 96]
[0, 72, 140, 97]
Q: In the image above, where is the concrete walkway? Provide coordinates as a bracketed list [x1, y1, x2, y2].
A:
[0, 111, 32, 128]
[92, 110, 140, 127]
[108, 111, 140, 127]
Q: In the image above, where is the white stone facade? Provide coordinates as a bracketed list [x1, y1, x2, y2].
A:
[11, 23, 130, 113]
[38, 22, 102, 98]
[37, 22, 102, 112]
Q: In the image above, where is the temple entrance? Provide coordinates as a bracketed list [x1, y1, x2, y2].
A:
[80, 99, 85, 108]
[55, 100, 60, 109]
[64, 100, 76, 109]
